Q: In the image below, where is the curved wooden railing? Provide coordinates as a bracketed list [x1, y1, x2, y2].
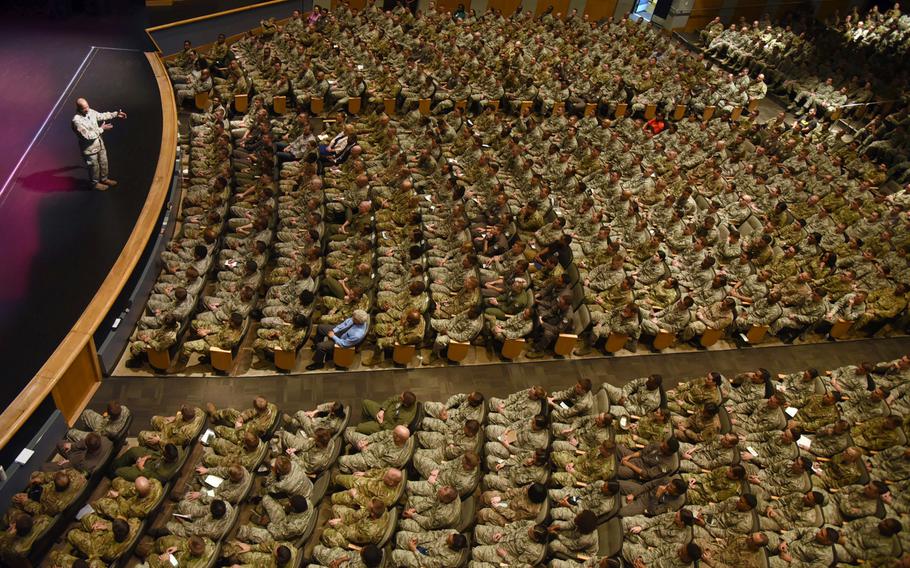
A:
[0, 53, 178, 450]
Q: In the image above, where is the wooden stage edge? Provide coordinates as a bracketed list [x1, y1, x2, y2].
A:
[0, 53, 178, 450]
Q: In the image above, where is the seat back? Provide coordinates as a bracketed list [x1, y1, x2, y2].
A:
[446, 341, 470, 363]
[745, 325, 769, 344]
[572, 305, 591, 335]
[209, 346, 233, 373]
[699, 328, 724, 348]
[652, 331, 675, 350]
[584, 103, 597, 117]
[606, 333, 628, 353]
[594, 389, 610, 414]
[520, 100, 533, 114]
[234, 93, 248, 113]
[829, 319, 853, 339]
[333, 345, 357, 368]
[552, 101, 565, 115]
[148, 348, 171, 371]
[456, 495, 476, 532]
[718, 406, 732, 434]
[455, 99, 467, 111]
[486, 100, 500, 112]
[554, 334, 578, 356]
[566, 263, 580, 286]
[644, 103, 657, 120]
[615, 102, 628, 118]
[310, 97, 324, 114]
[501, 338, 526, 359]
[392, 343, 417, 365]
[274, 348, 296, 372]
[194, 90, 210, 111]
[273, 95, 287, 114]
[673, 103, 687, 120]
[418, 98, 431, 116]
[383, 97, 396, 115]
[702, 105, 716, 121]
[747, 98, 759, 113]
[730, 105, 742, 121]
[597, 516, 623, 558]
[348, 97, 362, 114]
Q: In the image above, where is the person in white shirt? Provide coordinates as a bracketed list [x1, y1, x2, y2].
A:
[71, 98, 126, 191]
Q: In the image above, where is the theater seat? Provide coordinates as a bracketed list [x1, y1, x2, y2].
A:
[702, 105, 716, 121]
[644, 103, 657, 120]
[553, 334, 577, 356]
[748, 99, 759, 113]
[653, 331, 675, 350]
[392, 343, 416, 365]
[501, 338, 526, 360]
[418, 98, 431, 116]
[273, 95, 287, 114]
[148, 348, 171, 371]
[829, 319, 853, 339]
[311, 97, 324, 114]
[699, 328, 724, 348]
[455, 99, 467, 111]
[446, 341, 470, 363]
[274, 348, 296, 372]
[333, 345, 356, 369]
[234, 93, 248, 113]
[520, 100, 533, 114]
[606, 333, 628, 353]
[584, 103, 597, 117]
[383, 97, 396, 115]
[745, 325, 769, 344]
[209, 347, 233, 373]
[615, 103, 628, 118]
[674, 103, 687, 120]
[194, 91, 210, 111]
[730, 105, 743, 121]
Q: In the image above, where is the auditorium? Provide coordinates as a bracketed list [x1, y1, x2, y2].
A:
[0, 0, 908, 565]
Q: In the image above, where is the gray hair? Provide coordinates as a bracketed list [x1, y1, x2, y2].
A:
[352, 310, 369, 324]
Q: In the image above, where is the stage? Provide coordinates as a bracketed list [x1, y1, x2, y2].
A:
[0, 47, 164, 409]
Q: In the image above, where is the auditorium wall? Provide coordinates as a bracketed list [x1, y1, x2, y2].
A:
[315, 0, 869, 29]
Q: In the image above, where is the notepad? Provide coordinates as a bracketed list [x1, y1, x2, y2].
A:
[204, 475, 224, 488]
[784, 407, 799, 418]
[200, 429, 216, 445]
[76, 504, 94, 520]
[14, 448, 34, 465]
[169, 553, 179, 567]
[796, 435, 812, 450]
[746, 446, 759, 458]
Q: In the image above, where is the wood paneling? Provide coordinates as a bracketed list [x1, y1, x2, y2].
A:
[584, 0, 619, 21]
[684, 0, 725, 30]
[488, 0, 522, 15]
[51, 339, 102, 425]
[437, 0, 470, 14]
[536, 0, 571, 15]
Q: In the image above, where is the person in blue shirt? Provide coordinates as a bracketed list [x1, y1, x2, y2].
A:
[307, 310, 369, 370]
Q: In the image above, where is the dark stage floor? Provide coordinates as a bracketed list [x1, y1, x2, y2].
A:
[0, 48, 163, 409]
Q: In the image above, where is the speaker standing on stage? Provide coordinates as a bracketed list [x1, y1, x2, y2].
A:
[71, 98, 127, 191]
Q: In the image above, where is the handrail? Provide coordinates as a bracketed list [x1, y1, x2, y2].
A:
[0, 52, 178, 450]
